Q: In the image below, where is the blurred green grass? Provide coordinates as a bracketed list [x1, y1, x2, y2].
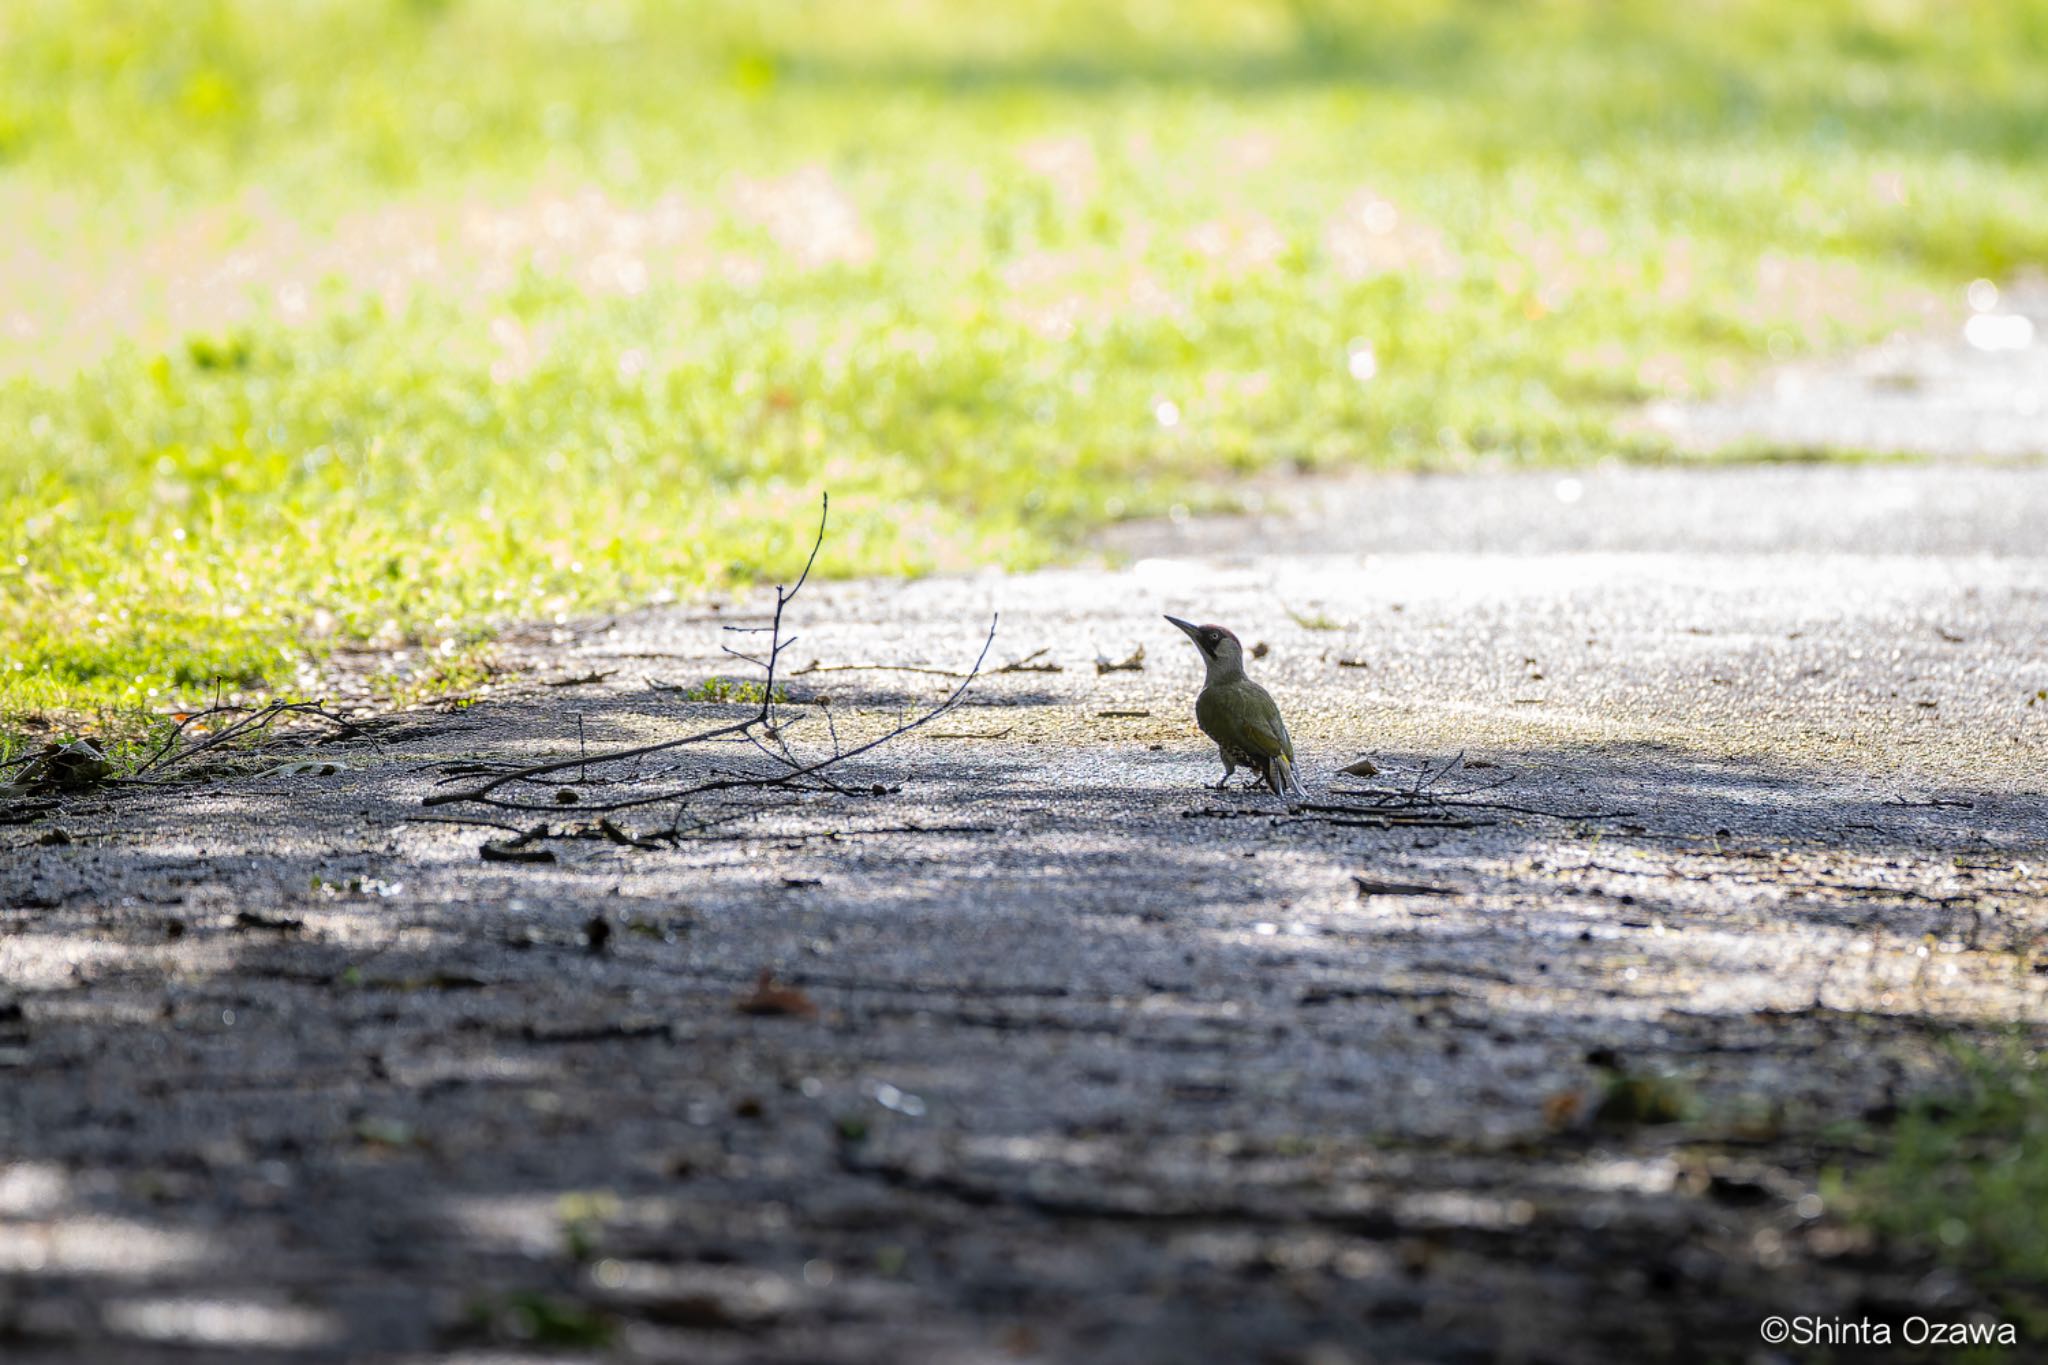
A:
[1843, 1041, 2048, 1335]
[2, 0, 2045, 723]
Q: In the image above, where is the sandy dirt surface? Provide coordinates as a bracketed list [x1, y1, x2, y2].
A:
[6, 454, 2046, 1363]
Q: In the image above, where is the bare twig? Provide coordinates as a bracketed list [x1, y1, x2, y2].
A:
[1320, 755, 1630, 823]
[446, 620, 996, 814]
[421, 494, 996, 823]
[791, 644, 1057, 680]
[1182, 806, 1485, 830]
[404, 813, 541, 837]
[1312, 797, 1633, 822]
[128, 700, 366, 782]
[791, 660, 974, 680]
[652, 797, 808, 841]
[597, 817, 665, 851]
[424, 496, 833, 808]
[674, 821, 1002, 845]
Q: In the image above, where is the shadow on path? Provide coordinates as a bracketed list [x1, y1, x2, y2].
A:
[3, 725, 2043, 1361]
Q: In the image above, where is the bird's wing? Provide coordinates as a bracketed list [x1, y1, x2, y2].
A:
[1241, 715, 1288, 760]
[1238, 685, 1294, 761]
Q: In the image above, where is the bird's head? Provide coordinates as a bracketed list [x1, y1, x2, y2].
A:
[1165, 616, 1247, 682]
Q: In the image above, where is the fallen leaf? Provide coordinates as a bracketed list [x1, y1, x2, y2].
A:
[737, 969, 818, 1019]
[1543, 1090, 1584, 1130]
[1594, 1071, 1691, 1128]
[13, 739, 111, 794]
[262, 760, 347, 777]
[1339, 758, 1381, 777]
[354, 1117, 418, 1148]
[481, 837, 555, 864]
[1353, 876, 1458, 897]
[995, 648, 1062, 674]
[232, 910, 304, 933]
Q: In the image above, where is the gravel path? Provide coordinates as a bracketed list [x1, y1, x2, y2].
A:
[5, 459, 2047, 1363]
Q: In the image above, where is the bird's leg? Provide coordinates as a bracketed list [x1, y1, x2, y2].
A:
[1213, 750, 1236, 790]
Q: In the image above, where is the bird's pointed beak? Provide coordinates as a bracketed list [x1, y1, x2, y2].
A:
[1164, 615, 1206, 651]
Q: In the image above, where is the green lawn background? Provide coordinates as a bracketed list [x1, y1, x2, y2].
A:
[3, 0, 2045, 723]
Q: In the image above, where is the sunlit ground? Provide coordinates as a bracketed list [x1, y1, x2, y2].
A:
[2, 0, 2045, 727]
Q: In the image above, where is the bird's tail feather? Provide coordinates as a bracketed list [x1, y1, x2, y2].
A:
[1270, 755, 1305, 799]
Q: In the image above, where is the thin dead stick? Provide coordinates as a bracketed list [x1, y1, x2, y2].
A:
[128, 700, 364, 782]
[640, 795, 810, 842]
[651, 797, 808, 841]
[791, 645, 1055, 680]
[1333, 774, 1518, 805]
[1308, 798, 1634, 822]
[424, 495, 831, 809]
[457, 620, 996, 813]
[420, 717, 756, 804]
[422, 493, 997, 818]
[1287, 815, 1486, 831]
[1445, 799, 1636, 820]
[792, 661, 977, 679]
[404, 813, 541, 837]
[678, 822, 1003, 844]
[596, 817, 666, 851]
[745, 728, 844, 794]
